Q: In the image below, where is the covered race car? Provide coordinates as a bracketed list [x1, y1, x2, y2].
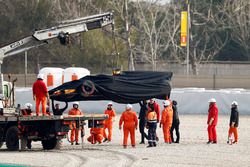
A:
[49, 71, 172, 104]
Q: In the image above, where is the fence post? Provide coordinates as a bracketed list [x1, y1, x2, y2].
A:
[213, 74, 216, 90]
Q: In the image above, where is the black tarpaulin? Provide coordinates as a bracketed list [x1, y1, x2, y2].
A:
[49, 71, 172, 104]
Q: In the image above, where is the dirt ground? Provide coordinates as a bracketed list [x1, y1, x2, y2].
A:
[0, 115, 249, 167]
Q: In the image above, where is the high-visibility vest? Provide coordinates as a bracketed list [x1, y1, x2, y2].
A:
[147, 111, 157, 123]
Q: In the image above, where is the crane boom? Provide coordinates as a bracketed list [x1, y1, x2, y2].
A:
[0, 12, 114, 62]
[0, 11, 114, 96]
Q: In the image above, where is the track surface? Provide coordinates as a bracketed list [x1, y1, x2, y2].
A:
[0, 115, 250, 167]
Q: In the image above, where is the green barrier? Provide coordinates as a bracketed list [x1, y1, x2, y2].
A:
[0, 164, 28, 167]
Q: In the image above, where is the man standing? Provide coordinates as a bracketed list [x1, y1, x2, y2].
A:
[227, 101, 239, 144]
[148, 99, 160, 141]
[68, 102, 83, 145]
[148, 99, 160, 123]
[146, 104, 157, 147]
[207, 98, 219, 144]
[160, 100, 173, 144]
[170, 100, 180, 143]
[138, 100, 147, 144]
[119, 104, 138, 148]
[32, 74, 50, 116]
[103, 102, 116, 142]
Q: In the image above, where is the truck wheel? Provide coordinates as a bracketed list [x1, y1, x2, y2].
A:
[6, 126, 19, 151]
[42, 138, 57, 150]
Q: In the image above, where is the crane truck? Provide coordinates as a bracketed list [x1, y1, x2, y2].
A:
[0, 12, 114, 151]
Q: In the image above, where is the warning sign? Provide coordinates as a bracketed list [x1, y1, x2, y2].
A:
[181, 11, 188, 47]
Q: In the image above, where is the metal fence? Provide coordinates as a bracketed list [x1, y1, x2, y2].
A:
[4, 61, 250, 89]
[135, 61, 250, 75]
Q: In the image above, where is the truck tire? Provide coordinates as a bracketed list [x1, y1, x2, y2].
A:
[0, 141, 3, 148]
[42, 138, 57, 150]
[6, 126, 19, 151]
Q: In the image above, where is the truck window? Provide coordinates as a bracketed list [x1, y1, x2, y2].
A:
[4, 84, 9, 98]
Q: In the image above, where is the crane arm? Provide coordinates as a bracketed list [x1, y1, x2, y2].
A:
[0, 12, 114, 62]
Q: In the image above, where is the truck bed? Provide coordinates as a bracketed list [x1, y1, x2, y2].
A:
[0, 114, 108, 122]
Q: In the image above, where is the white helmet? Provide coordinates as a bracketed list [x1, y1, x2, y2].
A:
[163, 100, 170, 106]
[108, 102, 113, 106]
[208, 98, 216, 103]
[231, 101, 238, 106]
[37, 73, 44, 80]
[25, 103, 32, 109]
[126, 104, 132, 110]
[72, 101, 79, 106]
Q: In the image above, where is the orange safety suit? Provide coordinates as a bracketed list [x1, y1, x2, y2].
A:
[207, 103, 218, 143]
[228, 127, 238, 143]
[161, 106, 173, 143]
[68, 108, 83, 143]
[119, 109, 138, 147]
[21, 109, 32, 116]
[87, 127, 104, 144]
[103, 109, 116, 141]
[33, 79, 48, 116]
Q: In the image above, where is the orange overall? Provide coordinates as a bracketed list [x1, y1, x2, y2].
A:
[103, 109, 116, 141]
[228, 127, 238, 142]
[228, 106, 239, 143]
[32, 79, 48, 116]
[119, 109, 138, 147]
[68, 108, 83, 143]
[161, 106, 173, 143]
[87, 127, 104, 144]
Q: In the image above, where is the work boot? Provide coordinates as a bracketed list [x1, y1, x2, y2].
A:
[175, 141, 179, 144]
[147, 142, 153, 148]
[132, 145, 136, 148]
[153, 142, 157, 147]
[212, 141, 217, 144]
[233, 141, 238, 144]
[139, 141, 145, 144]
[123, 145, 127, 149]
[75, 142, 80, 145]
[103, 138, 108, 142]
[207, 141, 212, 144]
[71, 142, 74, 145]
